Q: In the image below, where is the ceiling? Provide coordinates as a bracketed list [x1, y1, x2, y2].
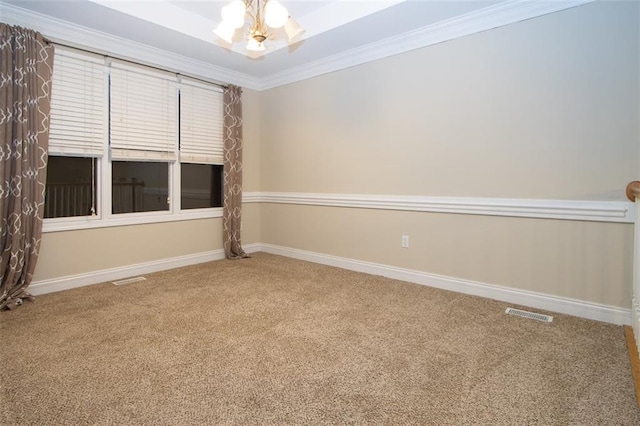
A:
[0, 0, 592, 89]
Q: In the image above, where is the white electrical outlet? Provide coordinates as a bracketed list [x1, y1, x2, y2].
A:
[401, 235, 409, 248]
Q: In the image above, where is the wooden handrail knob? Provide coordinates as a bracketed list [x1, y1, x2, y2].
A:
[627, 181, 640, 202]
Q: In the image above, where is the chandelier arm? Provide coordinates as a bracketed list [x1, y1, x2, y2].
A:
[244, 0, 257, 26]
[247, 0, 271, 42]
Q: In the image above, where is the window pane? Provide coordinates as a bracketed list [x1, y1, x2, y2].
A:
[45, 156, 96, 218]
[112, 161, 169, 214]
[181, 164, 222, 209]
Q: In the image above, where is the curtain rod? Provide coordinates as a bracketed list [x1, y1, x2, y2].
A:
[48, 39, 229, 90]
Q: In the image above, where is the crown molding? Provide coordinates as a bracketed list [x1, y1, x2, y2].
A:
[243, 192, 634, 223]
[1, 0, 595, 91]
[0, 1, 263, 90]
[258, 0, 596, 90]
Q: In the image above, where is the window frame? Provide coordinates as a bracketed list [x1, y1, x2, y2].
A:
[43, 49, 224, 234]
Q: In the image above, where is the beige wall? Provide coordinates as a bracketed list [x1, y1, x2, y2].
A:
[242, 88, 261, 192]
[261, 2, 638, 200]
[34, 219, 222, 281]
[33, 88, 262, 282]
[261, 204, 633, 307]
[239, 88, 262, 244]
[33, 2, 640, 312]
[258, 2, 639, 308]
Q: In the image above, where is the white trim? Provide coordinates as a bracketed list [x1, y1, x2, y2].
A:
[633, 295, 640, 353]
[632, 195, 640, 352]
[242, 192, 263, 204]
[0, 0, 595, 91]
[29, 249, 228, 295]
[258, 0, 596, 90]
[242, 192, 634, 223]
[243, 243, 263, 254]
[87, 0, 406, 58]
[0, 2, 261, 90]
[43, 208, 222, 233]
[256, 243, 631, 326]
[28, 242, 629, 325]
[43, 189, 632, 233]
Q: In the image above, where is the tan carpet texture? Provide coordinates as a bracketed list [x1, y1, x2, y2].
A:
[1, 253, 638, 424]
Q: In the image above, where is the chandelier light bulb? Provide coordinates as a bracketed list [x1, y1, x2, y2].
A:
[221, 0, 247, 29]
[264, 0, 289, 29]
[284, 16, 305, 42]
[214, 20, 237, 44]
[246, 38, 266, 52]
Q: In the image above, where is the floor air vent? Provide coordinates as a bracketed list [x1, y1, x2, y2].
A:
[505, 307, 553, 323]
[112, 276, 146, 286]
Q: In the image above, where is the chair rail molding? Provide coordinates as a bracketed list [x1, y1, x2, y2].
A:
[243, 192, 634, 223]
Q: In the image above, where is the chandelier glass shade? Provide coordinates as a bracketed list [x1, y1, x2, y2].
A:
[214, 0, 305, 53]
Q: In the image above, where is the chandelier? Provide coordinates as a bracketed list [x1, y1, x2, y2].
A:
[214, 0, 305, 53]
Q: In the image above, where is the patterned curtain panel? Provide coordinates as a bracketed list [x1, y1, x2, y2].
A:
[222, 85, 249, 259]
[0, 25, 53, 310]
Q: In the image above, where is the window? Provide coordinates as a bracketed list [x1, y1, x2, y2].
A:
[112, 161, 169, 214]
[46, 48, 105, 220]
[179, 78, 224, 210]
[110, 63, 178, 162]
[109, 63, 175, 215]
[45, 156, 97, 218]
[44, 46, 225, 232]
[181, 163, 223, 209]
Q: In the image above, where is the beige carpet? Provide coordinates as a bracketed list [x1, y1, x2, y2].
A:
[1, 253, 638, 425]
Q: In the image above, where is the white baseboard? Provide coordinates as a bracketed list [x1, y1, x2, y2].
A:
[256, 243, 631, 326]
[29, 249, 228, 295]
[29, 242, 631, 326]
[243, 243, 264, 254]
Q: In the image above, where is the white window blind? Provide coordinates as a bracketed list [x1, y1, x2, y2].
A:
[179, 78, 224, 164]
[110, 62, 178, 161]
[49, 48, 106, 157]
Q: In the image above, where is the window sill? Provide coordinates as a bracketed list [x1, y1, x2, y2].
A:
[42, 208, 223, 233]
